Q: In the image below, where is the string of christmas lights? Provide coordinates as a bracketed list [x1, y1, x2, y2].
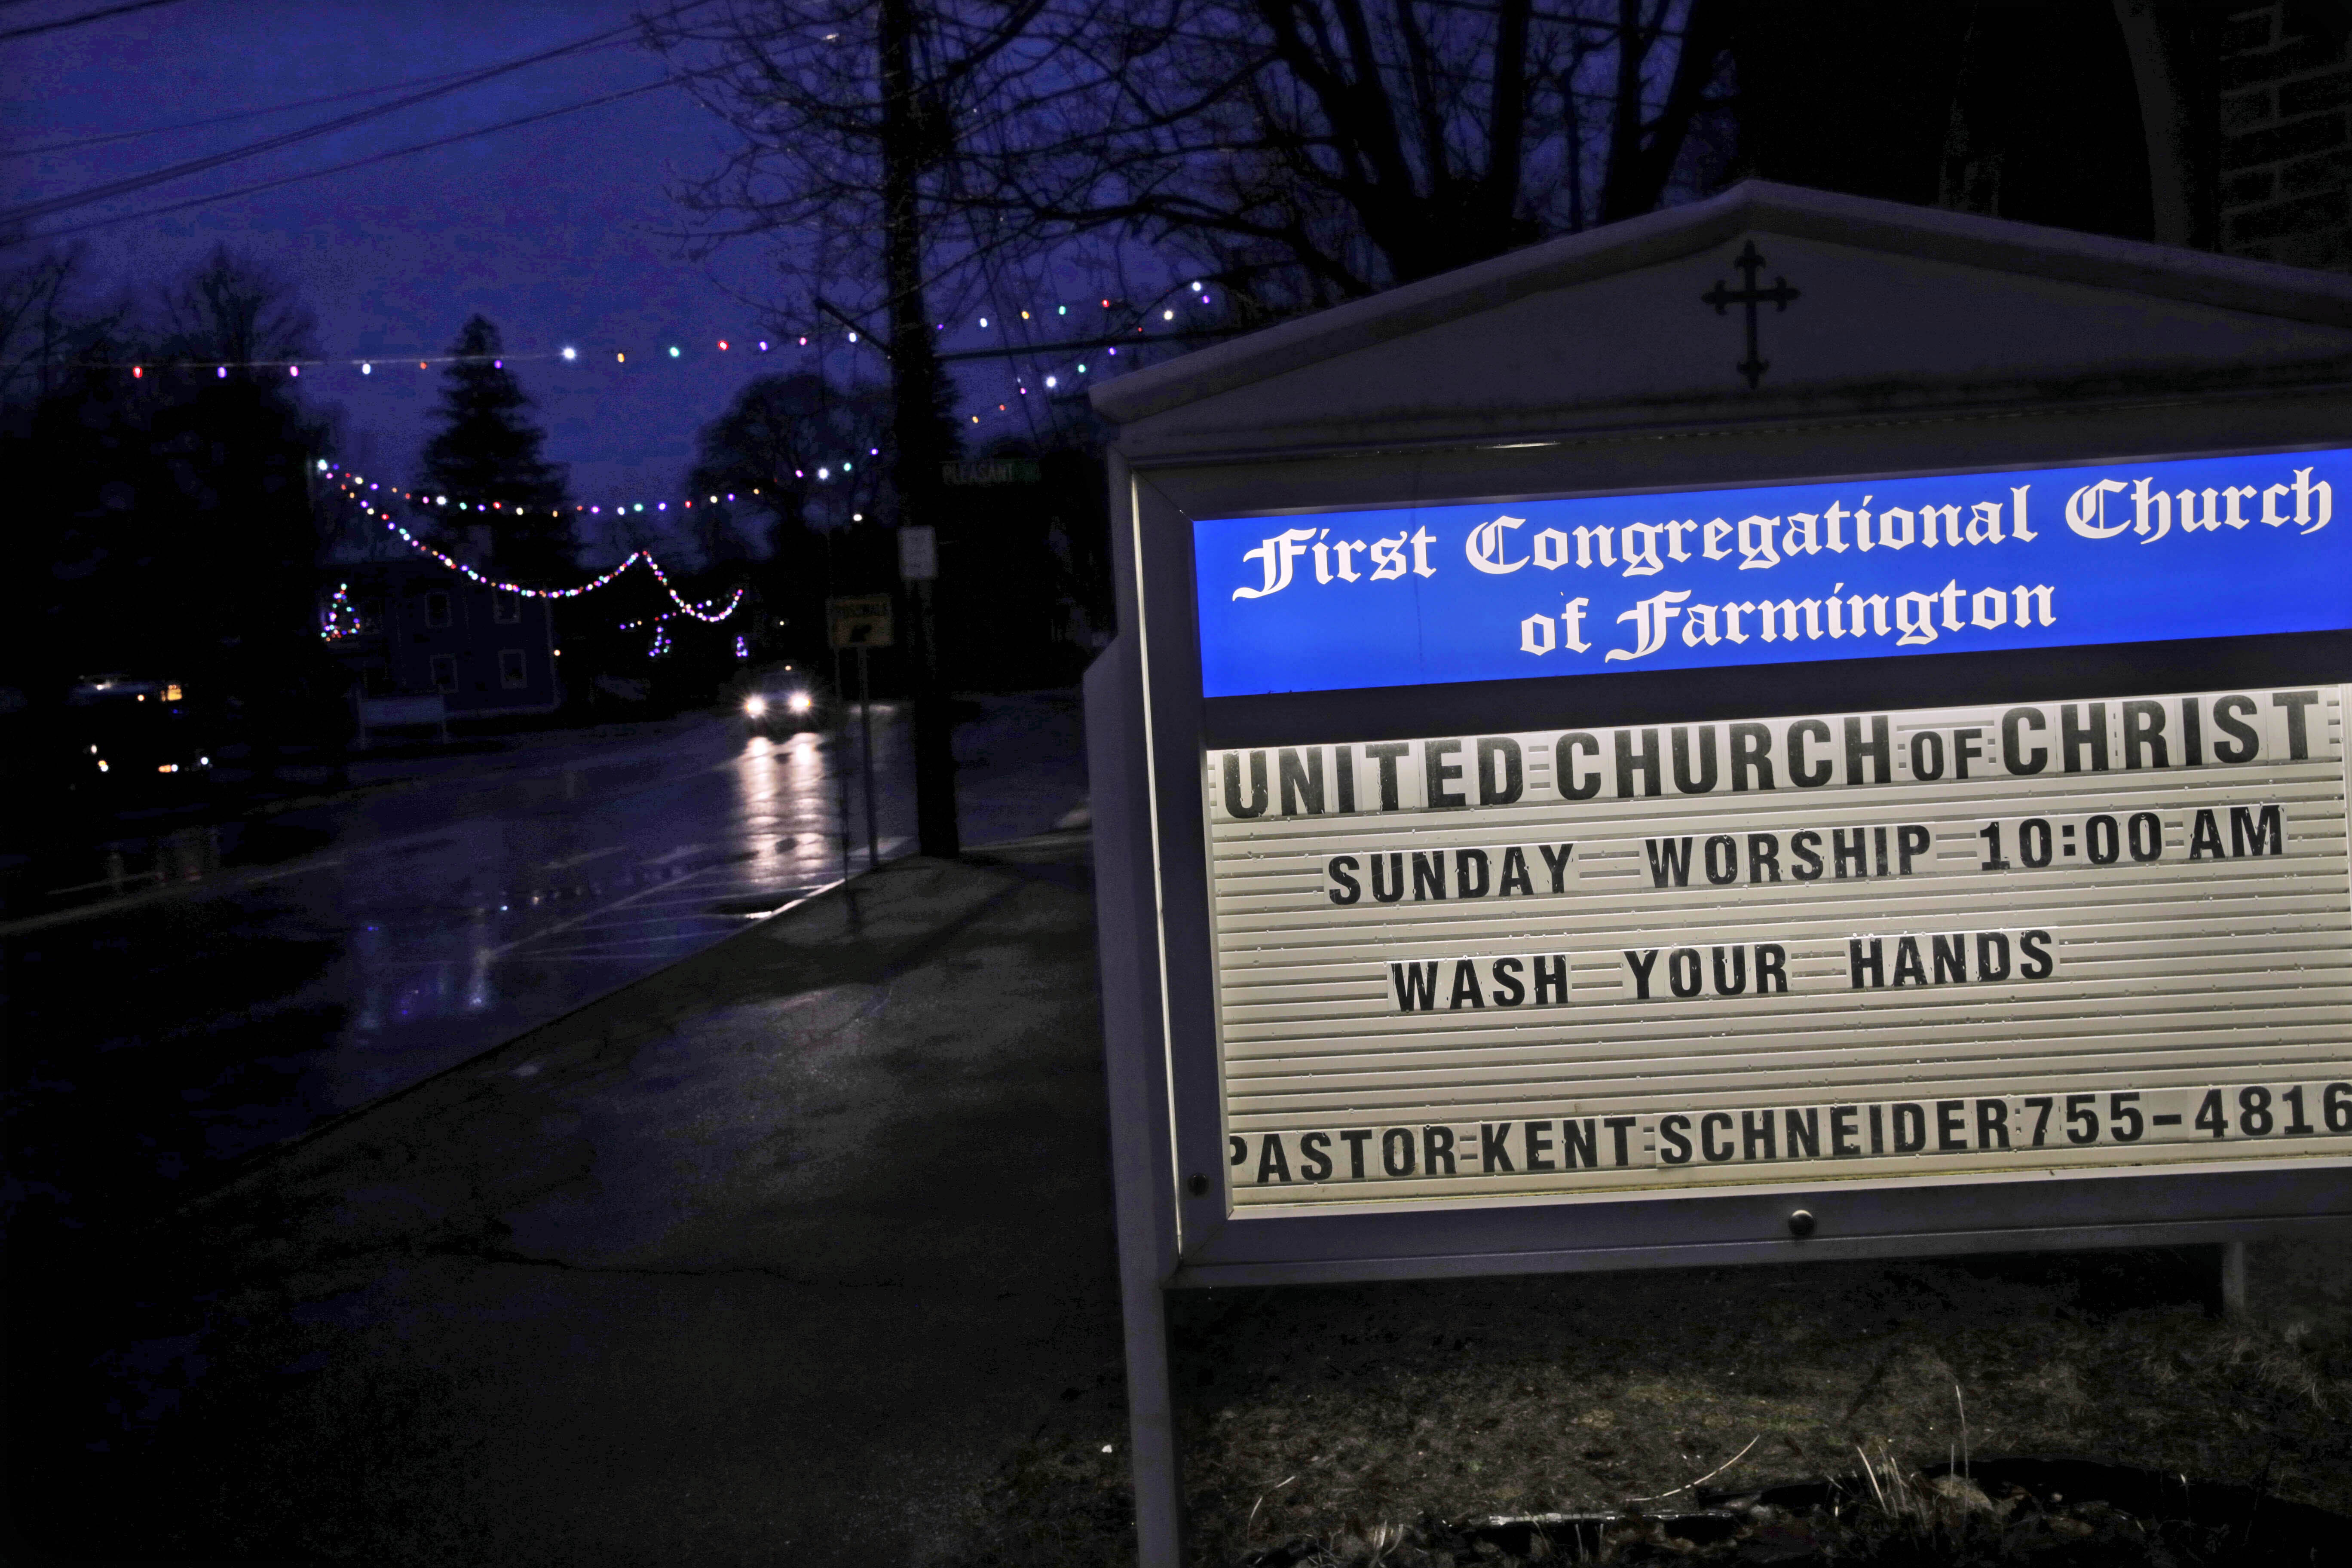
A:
[103, 284, 1223, 430]
[321, 582, 361, 640]
[329, 457, 866, 525]
[327, 456, 785, 543]
[329, 466, 748, 625]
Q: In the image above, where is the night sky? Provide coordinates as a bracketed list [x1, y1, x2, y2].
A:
[3, 0, 1034, 557]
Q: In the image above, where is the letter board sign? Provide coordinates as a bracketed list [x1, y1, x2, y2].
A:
[1208, 687, 2352, 1210]
[1081, 184, 2352, 1568]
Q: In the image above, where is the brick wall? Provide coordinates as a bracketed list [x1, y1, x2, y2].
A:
[2219, 2, 2352, 270]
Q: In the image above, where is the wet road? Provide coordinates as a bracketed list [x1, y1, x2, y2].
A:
[0, 691, 1087, 1242]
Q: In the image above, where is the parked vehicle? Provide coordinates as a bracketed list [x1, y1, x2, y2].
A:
[61, 675, 215, 799]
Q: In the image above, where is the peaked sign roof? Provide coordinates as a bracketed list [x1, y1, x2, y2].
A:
[1091, 180, 2352, 460]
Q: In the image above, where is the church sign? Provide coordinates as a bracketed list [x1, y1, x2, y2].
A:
[1196, 449, 2350, 696]
[1208, 682, 2351, 1210]
[1079, 184, 2352, 1565]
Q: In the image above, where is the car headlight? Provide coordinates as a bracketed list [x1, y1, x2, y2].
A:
[787, 691, 813, 714]
[744, 695, 767, 718]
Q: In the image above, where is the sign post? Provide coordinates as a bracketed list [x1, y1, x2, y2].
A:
[829, 595, 894, 873]
[1082, 183, 2352, 1565]
[895, 524, 957, 858]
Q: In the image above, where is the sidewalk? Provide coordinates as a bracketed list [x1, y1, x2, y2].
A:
[25, 836, 1130, 1566]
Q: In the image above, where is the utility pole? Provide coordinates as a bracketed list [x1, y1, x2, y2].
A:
[879, 0, 960, 858]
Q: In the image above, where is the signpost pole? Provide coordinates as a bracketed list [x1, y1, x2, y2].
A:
[2221, 1239, 2249, 1319]
[827, 595, 895, 876]
[832, 644, 854, 883]
[897, 524, 957, 858]
[857, 645, 879, 872]
[1085, 633, 1188, 1568]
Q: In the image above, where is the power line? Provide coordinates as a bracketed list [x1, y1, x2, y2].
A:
[3, 41, 634, 158]
[17, 79, 679, 244]
[0, 0, 721, 227]
[0, 0, 196, 44]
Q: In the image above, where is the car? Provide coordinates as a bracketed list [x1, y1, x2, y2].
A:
[735, 664, 828, 736]
[61, 675, 215, 798]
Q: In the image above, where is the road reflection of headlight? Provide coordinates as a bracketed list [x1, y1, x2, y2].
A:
[788, 691, 813, 714]
[745, 695, 767, 717]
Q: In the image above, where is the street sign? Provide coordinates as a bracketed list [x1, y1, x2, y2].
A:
[941, 458, 1041, 486]
[827, 594, 894, 649]
[1080, 184, 2352, 1565]
[897, 525, 937, 582]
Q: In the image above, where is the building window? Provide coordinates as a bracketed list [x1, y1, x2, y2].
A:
[499, 649, 528, 689]
[424, 591, 452, 629]
[430, 655, 458, 692]
[492, 590, 521, 624]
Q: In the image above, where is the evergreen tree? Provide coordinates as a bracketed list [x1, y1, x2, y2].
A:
[415, 315, 576, 582]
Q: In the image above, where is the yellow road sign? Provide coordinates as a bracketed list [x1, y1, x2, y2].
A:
[828, 594, 894, 649]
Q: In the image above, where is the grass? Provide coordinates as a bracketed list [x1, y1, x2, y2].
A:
[952, 1239, 2352, 1566]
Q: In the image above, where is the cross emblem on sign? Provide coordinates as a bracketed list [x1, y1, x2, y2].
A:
[1701, 239, 1801, 389]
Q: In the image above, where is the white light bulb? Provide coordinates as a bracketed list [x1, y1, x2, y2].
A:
[562, 347, 576, 361]
[361, 362, 372, 374]
[1045, 375, 1057, 387]
[1163, 309, 1173, 320]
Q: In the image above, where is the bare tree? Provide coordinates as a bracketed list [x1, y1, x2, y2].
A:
[688, 370, 892, 549]
[652, 0, 1735, 322]
[154, 243, 317, 368]
[0, 246, 127, 412]
[1018, 0, 1737, 303]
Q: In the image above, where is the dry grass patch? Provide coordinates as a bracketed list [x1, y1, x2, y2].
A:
[956, 1240, 2352, 1566]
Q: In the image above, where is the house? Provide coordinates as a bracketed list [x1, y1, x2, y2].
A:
[322, 556, 562, 722]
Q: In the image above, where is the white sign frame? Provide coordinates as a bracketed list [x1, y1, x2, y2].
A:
[1081, 199, 2352, 1560]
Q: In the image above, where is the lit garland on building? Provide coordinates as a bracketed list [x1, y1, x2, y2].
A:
[320, 582, 362, 640]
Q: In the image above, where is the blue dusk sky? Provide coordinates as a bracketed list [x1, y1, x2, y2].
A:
[1, 0, 1121, 555]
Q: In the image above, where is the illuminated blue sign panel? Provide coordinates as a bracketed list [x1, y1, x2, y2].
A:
[1193, 448, 2352, 698]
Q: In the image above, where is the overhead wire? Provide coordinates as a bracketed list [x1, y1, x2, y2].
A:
[0, 0, 724, 228]
[0, 0, 196, 43]
[2, 40, 637, 158]
[19, 79, 680, 243]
